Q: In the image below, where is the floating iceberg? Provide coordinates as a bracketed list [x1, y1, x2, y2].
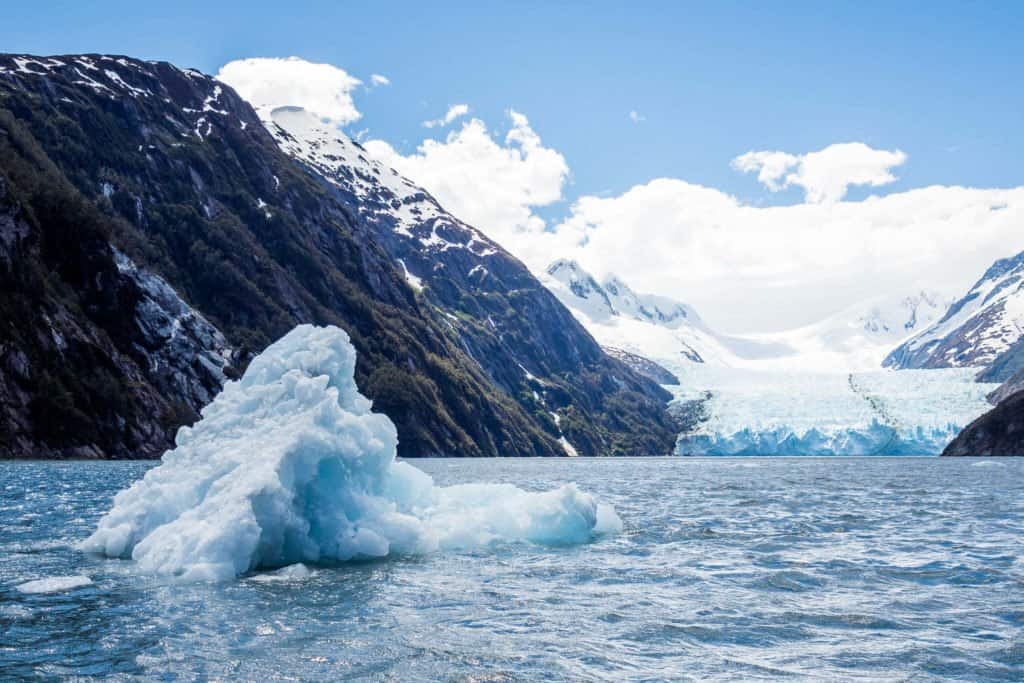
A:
[81, 325, 619, 580]
[16, 575, 93, 594]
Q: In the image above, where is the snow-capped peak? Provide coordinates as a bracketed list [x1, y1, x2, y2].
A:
[541, 260, 769, 371]
[257, 105, 501, 258]
[544, 260, 700, 330]
[885, 250, 1024, 370]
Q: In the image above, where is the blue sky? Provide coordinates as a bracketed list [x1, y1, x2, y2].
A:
[4, 2, 1024, 331]
[5, 1, 1022, 203]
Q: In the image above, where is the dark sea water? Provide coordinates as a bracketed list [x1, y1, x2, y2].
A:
[1, 457, 1022, 681]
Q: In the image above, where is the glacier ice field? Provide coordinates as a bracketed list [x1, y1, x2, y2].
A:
[669, 365, 999, 456]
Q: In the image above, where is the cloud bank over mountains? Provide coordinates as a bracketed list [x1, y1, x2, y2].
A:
[217, 57, 1024, 332]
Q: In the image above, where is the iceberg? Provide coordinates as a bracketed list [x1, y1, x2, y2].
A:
[81, 325, 619, 580]
[16, 575, 93, 594]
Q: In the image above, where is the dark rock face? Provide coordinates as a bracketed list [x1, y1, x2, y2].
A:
[0, 151, 197, 457]
[985, 365, 1024, 406]
[977, 339, 1024, 387]
[603, 347, 679, 386]
[943, 389, 1024, 456]
[0, 53, 678, 458]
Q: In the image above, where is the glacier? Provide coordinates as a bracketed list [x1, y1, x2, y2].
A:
[80, 325, 620, 580]
[671, 366, 999, 456]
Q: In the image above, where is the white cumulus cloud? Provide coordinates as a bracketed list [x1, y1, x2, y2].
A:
[629, 110, 645, 124]
[732, 142, 907, 203]
[548, 179, 1024, 332]
[214, 56, 1024, 335]
[216, 57, 363, 125]
[369, 73, 390, 87]
[365, 111, 569, 258]
[423, 104, 470, 128]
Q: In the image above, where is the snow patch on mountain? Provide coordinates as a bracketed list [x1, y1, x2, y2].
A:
[257, 106, 504, 258]
[750, 290, 954, 372]
[114, 249, 232, 411]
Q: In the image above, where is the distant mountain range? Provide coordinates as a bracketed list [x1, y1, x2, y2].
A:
[542, 258, 951, 374]
[542, 259, 786, 371]
[0, 53, 677, 458]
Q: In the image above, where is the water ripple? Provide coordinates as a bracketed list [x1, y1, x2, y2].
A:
[0, 457, 1022, 681]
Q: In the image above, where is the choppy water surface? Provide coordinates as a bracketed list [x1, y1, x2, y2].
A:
[2, 457, 1022, 681]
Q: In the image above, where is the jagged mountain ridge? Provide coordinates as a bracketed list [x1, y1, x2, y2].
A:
[0, 53, 677, 458]
[885, 250, 1024, 372]
[545, 259, 699, 330]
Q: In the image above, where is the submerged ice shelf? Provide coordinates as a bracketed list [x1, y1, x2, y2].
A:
[81, 325, 620, 580]
[670, 365, 999, 456]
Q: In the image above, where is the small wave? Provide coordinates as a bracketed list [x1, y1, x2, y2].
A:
[753, 569, 826, 592]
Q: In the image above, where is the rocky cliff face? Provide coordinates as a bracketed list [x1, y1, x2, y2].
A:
[602, 347, 679, 386]
[0, 53, 677, 458]
[943, 388, 1024, 456]
[944, 337, 1024, 455]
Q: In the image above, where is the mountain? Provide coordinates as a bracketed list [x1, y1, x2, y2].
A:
[885, 251, 1024, 372]
[602, 347, 679, 385]
[943, 388, 1024, 456]
[886, 250, 1024, 455]
[260, 107, 678, 457]
[0, 53, 677, 458]
[760, 290, 953, 372]
[541, 259, 766, 370]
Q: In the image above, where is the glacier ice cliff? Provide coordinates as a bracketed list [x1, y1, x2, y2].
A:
[669, 366, 998, 456]
[81, 325, 620, 580]
[676, 420, 966, 456]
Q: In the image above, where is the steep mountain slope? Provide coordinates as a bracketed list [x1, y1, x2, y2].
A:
[943, 389, 1024, 456]
[255, 107, 677, 456]
[0, 160, 229, 457]
[0, 53, 676, 458]
[885, 251, 1024, 371]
